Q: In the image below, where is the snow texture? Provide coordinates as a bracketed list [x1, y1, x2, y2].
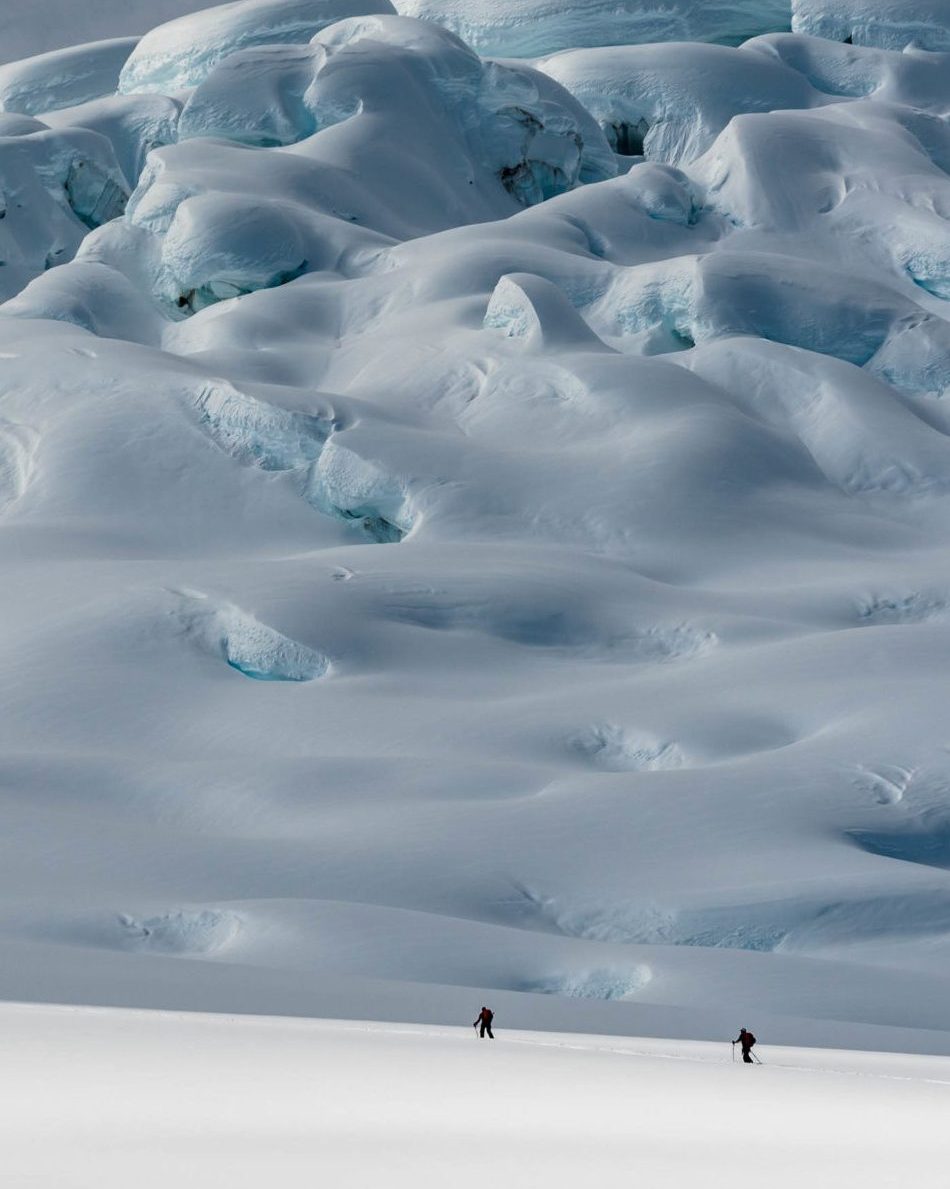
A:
[4, 1006, 950, 1189]
[1, 0, 950, 1065]
[392, 0, 792, 57]
[0, 38, 140, 116]
[119, 0, 399, 93]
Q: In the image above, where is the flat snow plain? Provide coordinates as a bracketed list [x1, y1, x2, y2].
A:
[3, 1003, 949, 1188]
[2, 0, 950, 1093]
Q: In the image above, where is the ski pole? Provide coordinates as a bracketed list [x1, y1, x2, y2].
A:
[731, 1042, 736, 1063]
[752, 1051, 763, 1065]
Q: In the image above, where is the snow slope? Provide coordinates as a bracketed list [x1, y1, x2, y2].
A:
[0, 0, 949, 1058]
[4, 1004, 950, 1188]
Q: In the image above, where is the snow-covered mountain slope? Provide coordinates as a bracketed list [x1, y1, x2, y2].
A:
[4, 1005, 950, 1188]
[1, 0, 950, 1053]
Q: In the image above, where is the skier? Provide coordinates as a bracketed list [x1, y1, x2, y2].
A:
[473, 1006, 495, 1039]
[733, 1027, 757, 1063]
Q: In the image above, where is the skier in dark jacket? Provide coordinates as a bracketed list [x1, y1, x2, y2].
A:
[733, 1028, 756, 1063]
[474, 1006, 494, 1039]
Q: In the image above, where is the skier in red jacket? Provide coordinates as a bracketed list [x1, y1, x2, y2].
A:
[473, 1006, 495, 1039]
[733, 1028, 757, 1063]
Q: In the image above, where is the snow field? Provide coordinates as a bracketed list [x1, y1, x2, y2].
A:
[2, 1004, 949, 1188]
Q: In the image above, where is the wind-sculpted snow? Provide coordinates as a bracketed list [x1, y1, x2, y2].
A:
[0, 38, 139, 117]
[792, 0, 950, 51]
[2, 261, 165, 343]
[4, 0, 950, 1049]
[392, 0, 792, 57]
[59, 16, 614, 319]
[119, 0, 398, 94]
[747, 31, 950, 107]
[0, 421, 37, 512]
[537, 42, 817, 164]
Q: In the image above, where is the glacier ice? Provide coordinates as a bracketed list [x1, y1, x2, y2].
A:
[193, 380, 332, 470]
[118, 0, 398, 94]
[391, 0, 791, 57]
[0, 123, 129, 300]
[3, 0, 950, 1051]
[174, 590, 331, 680]
[537, 42, 816, 165]
[0, 38, 138, 116]
[161, 193, 309, 310]
[117, 908, 241, 954]
[42, 93, 181, 189]
[522, 965, 652, 1000]
[792, 0, 950, 51]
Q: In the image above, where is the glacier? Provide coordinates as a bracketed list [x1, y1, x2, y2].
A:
[0, 0, 949, 1102]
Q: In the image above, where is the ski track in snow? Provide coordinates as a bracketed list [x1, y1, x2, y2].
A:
[1, 0, 950, 1058]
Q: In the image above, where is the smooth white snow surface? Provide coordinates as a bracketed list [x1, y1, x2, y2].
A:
[0, 0, 950, 1060]
[4, 1004, 950, 1188]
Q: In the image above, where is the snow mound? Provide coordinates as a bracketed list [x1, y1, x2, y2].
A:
[174, 590, 331, 680]
[118, 0, 397, 94]
[537, 42, 816, 166]
[65, 15, 614, 322]
[746, 31, 950, 109]
[391, 0, 791, 57]
[484, 273, 608, 349]
[177, 43, 328, 147]
[792, 0, 950, 52]
[0, 38, 138, 116]
[1, 261, 165, 343]
[162, 193, 309, 310]
[684, 338, 950, 496]
[583, 247, 950, 410]
[570, 724, 684, 772]
[171, 14, 615, 188]
[117, 908, 241, 954]
[115, 138, 388, 307]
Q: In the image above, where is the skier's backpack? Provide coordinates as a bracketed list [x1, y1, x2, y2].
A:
[745, 1032, 756, 1048]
